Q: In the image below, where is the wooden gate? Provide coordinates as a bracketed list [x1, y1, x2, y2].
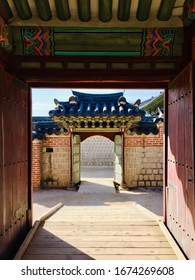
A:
[114, 135, 123, 186]
[166, 62, 195, 259]
[0, 69, 31, 259]
[72, 134, 81, 185]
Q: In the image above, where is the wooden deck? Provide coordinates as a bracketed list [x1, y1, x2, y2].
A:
[21, 199, 184, 260]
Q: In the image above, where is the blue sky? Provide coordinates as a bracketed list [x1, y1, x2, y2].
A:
[32, 88, 164, 116]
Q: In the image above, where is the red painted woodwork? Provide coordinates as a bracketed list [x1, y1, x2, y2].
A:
[166, 62, 195, 259]
[0, 69, 30, 259]
[4, 55, 182, 87]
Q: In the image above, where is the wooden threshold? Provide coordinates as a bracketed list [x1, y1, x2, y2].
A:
[18, 201, 185, 260]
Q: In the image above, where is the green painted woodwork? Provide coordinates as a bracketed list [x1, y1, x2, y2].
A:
[53, 27, 143, 33]
[77, 0, 91, 22]
[54, 32, 142, 53]
[35, 0, 52, 21]
[158, 0, 176, 21]
[0, 0, 13, 20]
[55, 51, 141, 56]
[11, 26, 183, 57]
[172, 27, 184, 56]
[13, 0, 32, 20]
[55, 0, 70, 21]
[99, 0, 112, 22]
[136, 0, 152, 21]
[141, 94, 164, 114]
[118, 0, 131, 21]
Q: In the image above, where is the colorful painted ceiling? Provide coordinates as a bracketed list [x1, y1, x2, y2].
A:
[0, 0, 194, 56]
[10, 26, 182, 56]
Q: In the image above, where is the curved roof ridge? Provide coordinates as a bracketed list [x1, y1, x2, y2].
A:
[71, 90, 123, 103]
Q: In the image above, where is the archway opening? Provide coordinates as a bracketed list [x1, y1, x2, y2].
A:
[80, 135, 115, 193]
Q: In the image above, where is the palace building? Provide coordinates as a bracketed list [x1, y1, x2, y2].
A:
[32, 90, 163, 189]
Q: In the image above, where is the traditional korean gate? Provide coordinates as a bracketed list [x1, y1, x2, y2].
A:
[72, 134, 81, 185]
[0, 69, 31, 259]
[114, 135, 123, 186]
[166, 62, 195, 259]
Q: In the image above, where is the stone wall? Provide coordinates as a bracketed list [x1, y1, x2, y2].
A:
[124, 125, 163, 188]
[81, 136, 114, 166]
[32, 125, 164, 189]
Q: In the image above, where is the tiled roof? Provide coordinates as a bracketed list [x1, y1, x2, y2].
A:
[48, 91, 163, 136]
[49, 91, 146, 118]
[32, 117, 67, 140]
[32, 92, 163, 140]
[131, 115, 163, 135]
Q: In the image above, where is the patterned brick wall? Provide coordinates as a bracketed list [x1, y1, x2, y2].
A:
[81, 136, 114, 166]
[32, 140, 42, 188]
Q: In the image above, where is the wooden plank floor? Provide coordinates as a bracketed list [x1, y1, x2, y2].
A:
[22, 203, 179, 260]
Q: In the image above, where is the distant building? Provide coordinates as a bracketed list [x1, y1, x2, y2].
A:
[32, 91, 163, 189]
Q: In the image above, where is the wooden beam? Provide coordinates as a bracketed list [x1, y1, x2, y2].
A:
[12, 0, 32, 20]
[35, 0, 52, 21]
[0, 1, 13, 22]
[5, 53, 183, 64]
[29, 81, 167, 90]
[118, 0, 131, 21]
[9, 67, 181, 83]
[99, 0, 112, 22]
[136, 0, 152, 21]
[158, 0, 176, 21]
[77, 0, 91, 22]
[55, 0, 70, 21]
[2, 53, 183, 87]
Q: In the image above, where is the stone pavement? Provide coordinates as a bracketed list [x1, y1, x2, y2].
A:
[33, 167, 163, 222]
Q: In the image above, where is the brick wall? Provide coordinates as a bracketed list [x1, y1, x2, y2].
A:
[124, 125, 163, 188]
[32, 125, 163, 189]
[32, 140, 42, 188]
[32, 135, 71, 188]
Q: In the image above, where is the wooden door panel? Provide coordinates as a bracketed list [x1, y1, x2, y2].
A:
[72, 134, 81, 185]
[114, 135, 123, 185]
[0, 70, 30, 259]
[184, 68, 195, 258]
[167, 62, 195, 259]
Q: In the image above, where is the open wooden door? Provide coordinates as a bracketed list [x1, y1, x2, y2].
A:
[0, 70, 31, 259]
[114, 135, 123, 186]
[166, 62, 195, 259]
[72, 134, 81, 185]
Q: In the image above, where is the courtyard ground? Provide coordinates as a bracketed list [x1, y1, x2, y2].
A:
[19, 167, 184, 260]
[33, 166, 163, 222]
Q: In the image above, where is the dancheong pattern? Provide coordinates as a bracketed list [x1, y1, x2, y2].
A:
[21, 27, 175, 57]
[22, 27, 54, 56]
[142, 29, 175, 56]
[0, 16, 10, 50]
[186, 0, 195, 20]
